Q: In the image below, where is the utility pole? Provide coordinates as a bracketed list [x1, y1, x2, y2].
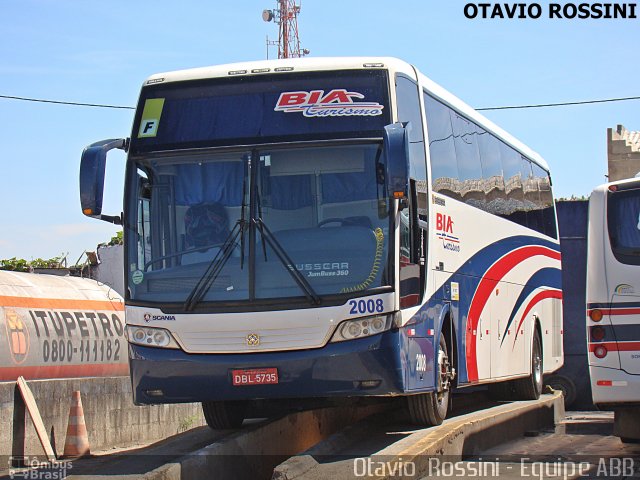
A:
[262, 1, 310, 59]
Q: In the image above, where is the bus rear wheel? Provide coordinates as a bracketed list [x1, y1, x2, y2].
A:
[202, 400, 246, 429]
[407, 333, 454, 426]
[514, 330, 543, 400]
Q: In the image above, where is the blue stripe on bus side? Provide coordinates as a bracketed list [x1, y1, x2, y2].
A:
[589, 324, 640, 343]
[501, 267, 562, 346]
[408, 235, 561, 386]
[588, 301, 640, 309]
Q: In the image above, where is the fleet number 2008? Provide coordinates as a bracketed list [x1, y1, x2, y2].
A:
[349, 299, 384, 315]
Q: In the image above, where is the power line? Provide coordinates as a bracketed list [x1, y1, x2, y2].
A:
[1, 92, 640, 112]
[0, 94, 135, 110]
[477, 95, 640, 111]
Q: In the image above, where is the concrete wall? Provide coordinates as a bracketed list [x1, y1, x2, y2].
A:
[1, 377, 205, 458]
[92, 245, 125, 297]
[608, 124, 640, 182]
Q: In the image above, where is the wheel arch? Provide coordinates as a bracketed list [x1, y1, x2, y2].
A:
[437, 303, 458, 388]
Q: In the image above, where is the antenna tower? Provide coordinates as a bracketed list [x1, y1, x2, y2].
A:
[262, 1, 310, 59]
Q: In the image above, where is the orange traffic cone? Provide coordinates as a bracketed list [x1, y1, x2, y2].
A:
[63, 391, 90, 458]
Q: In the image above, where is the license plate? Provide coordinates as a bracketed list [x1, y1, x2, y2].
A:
[231, 368, 278, 386]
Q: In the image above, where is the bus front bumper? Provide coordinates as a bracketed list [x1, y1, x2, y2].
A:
[129, 329, 406, 404]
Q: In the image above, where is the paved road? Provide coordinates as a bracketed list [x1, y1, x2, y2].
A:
[455, 411, 640, 479]
[4, 398, 636, 480]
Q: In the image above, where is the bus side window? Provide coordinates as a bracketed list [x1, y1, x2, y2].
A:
[137, 169, 152, 271]
[396, 75, 426, 308]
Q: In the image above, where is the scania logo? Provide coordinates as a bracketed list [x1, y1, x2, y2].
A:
[144, 313, 176, 322]
[246, 333, 260, 347]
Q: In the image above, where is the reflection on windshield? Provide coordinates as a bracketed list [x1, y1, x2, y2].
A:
[127, 144, 391, 306]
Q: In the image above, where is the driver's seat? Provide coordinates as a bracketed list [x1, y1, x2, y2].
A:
[182, 203, 229, 265]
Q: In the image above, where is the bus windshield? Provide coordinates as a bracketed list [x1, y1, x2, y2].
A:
[127, 143, 391, 306]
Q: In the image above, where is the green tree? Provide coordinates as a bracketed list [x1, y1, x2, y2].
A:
[107, 231, 123, 246]
[0, 255, 67, 272]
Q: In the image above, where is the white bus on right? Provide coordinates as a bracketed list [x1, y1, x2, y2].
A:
[587, 177, 640, 443]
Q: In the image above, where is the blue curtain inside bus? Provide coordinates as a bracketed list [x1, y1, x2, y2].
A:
[130, 70, 390, 153]
[173, 162, 378, 209]
[611, 193, 640, 248]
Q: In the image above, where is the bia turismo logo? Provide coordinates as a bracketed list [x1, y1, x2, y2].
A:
[274, 89, 384, 117]
[436, 213, 461, 252]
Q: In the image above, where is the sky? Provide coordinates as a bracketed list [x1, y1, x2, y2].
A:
[0, 1, 638, 263]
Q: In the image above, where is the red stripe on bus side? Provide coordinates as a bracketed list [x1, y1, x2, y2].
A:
[512, 289, 563, 347]
[588, 308, 640, 316]
[465, 246, 561, 382]
[588, 341, 640, 352]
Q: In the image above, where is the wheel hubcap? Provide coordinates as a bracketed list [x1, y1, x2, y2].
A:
[437, 348, 455, 404]
[534, 349, 542, 386]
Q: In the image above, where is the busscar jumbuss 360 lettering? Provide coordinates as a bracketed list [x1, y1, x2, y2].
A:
[79, 57, 563, 429]
[587, 177, 640, 442]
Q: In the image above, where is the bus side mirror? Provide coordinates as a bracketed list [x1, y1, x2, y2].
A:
[80, 138, 127, 225]
[383, 123, 410, 204]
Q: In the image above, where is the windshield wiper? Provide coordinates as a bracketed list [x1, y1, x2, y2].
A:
[184, 154, 250, 312]
[239, 156, 249, 269]
[254, 216, 320, 306]
[250, 154, 320, 305]
[183, 220, 246, 312]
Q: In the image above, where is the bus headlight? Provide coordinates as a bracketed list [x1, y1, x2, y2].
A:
[126, 325, 180, 349]
[330, 315, 392, 343]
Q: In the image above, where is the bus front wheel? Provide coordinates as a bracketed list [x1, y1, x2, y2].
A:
[407, 333, 454, 426]
[202, 400, 246, 429]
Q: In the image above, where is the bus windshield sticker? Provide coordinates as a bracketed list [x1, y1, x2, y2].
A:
[451, 282, 460, 301]
[138, 98, 165, 138]
[131, 270, 144, 285]
[274, 89, 384, 118]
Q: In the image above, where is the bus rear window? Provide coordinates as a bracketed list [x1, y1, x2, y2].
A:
[608, 187, 640, 265]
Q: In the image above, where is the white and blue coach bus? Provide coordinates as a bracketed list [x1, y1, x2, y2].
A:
[79, 57, 563, 428]
[587, 177, 640, 442]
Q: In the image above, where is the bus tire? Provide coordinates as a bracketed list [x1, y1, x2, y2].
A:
[202, 400, 246, 429]
[407, 333, 452, 426]
[514, 330, 543, 400]
[543, 374, 577, 408]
